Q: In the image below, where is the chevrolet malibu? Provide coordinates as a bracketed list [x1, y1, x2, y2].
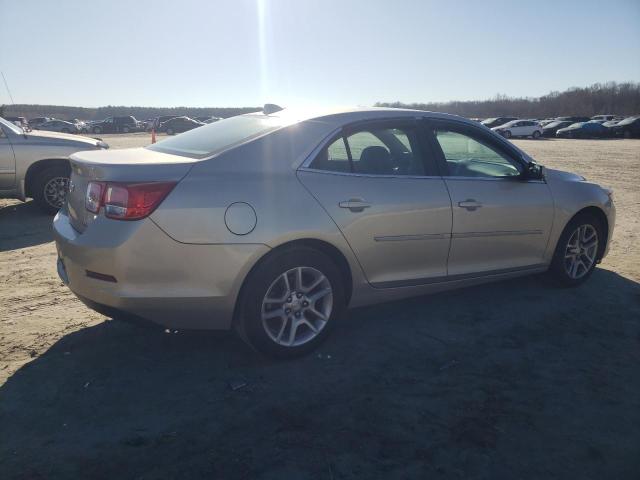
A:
[54, 106, 615, 357]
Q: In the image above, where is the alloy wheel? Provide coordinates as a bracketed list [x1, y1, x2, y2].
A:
[43, 176, 69, 209]
[261, 266, 333, 347]
[564, 224, 598, 279]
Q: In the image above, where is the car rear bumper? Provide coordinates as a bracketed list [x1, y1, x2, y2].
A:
[53, 209, 270, 330]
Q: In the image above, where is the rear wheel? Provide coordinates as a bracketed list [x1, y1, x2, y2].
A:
[237, 247, 346, 358]
[32, 165, 70, 215]
[532, 130, 541, 139]
[548, 213, 602, 287]
[503, 130, 512, 139]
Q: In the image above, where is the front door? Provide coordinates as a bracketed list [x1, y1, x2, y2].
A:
[427, 120, 554, 276]
[0, 126, 16, 190]
[298, 119, 452, 287]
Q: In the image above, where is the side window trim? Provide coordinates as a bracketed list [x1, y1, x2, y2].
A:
[423, 119, 526, 178]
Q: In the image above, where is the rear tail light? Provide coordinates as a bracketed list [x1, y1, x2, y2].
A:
[85, 181, 176, 220]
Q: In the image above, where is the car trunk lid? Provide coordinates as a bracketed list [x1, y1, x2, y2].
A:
[66, 147, 195, 233]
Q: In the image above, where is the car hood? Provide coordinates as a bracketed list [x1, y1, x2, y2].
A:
[544, 168, 585, 183]
[25, 129, 101, 147]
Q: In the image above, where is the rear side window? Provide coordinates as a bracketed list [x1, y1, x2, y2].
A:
[146, 114, 284, 159]
[310, 124, 426, 176]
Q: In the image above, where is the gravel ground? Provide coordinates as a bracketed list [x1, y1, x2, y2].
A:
[1, 135, 639, 479]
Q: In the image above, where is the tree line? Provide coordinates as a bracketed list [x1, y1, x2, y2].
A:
[375, 82, 640, 118]
[2, 82, 639, 121]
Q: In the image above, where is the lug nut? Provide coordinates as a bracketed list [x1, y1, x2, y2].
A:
[303, 301, 309, 307]
[296, 292, 303, 299]
[286, 297, 292, 303]
[285, 308, 291, 314]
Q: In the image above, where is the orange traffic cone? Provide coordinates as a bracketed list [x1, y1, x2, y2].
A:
[151, 128, 156, 144]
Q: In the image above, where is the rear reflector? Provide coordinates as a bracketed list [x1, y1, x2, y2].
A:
[85, 181, 176, 220]
[85, 270, 117, 283]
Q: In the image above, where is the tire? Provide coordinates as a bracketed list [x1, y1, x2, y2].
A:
[503, 130, 512, 139]
[532, 130, 541, 139]
[237, 246, 346, 358]
[548, 212, 603, 287]
[93, 126, 102, 134]
[166, 128, 174, 135]
[32, 165, 71, 215]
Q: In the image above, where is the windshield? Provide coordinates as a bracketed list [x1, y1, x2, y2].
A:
[617, 116, 639, 126]
[481, 118, 497, 124]
[0, 117, 24, 135]
[545, 121, 562, 128]
[568, 122, 584, 129]
[147, 114, 285, 158]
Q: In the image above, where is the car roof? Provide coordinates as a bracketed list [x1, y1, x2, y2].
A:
[249, 106, 479, 128]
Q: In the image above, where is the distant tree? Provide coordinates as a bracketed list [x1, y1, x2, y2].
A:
[375, 81, 640, 118]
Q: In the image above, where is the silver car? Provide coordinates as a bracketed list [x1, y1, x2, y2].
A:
[0, 117, 108, 213]
[53, 107, 615, 357]
[36, 119, 79, 134]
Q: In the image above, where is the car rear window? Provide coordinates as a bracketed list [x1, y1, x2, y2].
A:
[146, 114, 285, 159]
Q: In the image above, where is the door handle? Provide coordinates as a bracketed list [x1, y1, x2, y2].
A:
[458, 199, 482, 211]
[339, 198, 371, 212]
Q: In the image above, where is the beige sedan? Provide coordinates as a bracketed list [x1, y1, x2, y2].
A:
[54, 106, 615, 357]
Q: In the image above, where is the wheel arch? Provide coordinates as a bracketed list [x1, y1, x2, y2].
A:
[566, 206, 610, 260]
[232, 238, 354, 327]
[24, 158, 70, 197]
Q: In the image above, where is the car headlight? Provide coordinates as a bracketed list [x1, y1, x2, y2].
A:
[97, 141, 109, 149]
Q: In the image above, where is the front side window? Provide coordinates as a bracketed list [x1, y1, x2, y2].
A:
[434, 128, 521, 178]
[310, 124, 426, 176]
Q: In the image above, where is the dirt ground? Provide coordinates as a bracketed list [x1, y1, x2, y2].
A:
[1, 134, 639, 479]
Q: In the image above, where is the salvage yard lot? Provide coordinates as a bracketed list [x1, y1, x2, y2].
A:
[1, 135, 639, 478]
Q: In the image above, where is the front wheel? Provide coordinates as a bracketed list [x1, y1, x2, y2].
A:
[237, 247, 346, 358]
[532, 130, 541, 139]
[548, 213, 602, 287]
[93, 126, 102, 134]
[32, 165, 71, 215]
[503, 130, 512, 139]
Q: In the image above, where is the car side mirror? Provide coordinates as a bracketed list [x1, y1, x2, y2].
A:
[522, 162, 544, 181]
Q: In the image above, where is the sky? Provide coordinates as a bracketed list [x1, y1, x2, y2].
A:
[1, 0, 639, 107]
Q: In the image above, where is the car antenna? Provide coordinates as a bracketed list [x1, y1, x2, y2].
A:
[263, 103, 283, 115]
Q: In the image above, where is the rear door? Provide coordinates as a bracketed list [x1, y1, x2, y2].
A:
[426, 119, 554, 276]
[0, 126, 16, 189]
[298, 119, 452, 287]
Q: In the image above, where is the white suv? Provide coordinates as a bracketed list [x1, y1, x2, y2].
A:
[492, 120, 543, 139]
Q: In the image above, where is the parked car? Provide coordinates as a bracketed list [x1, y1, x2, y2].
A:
[29, 117, 52, 128]
[53, 106, 615, 357]
[542, 120, 574, 137]
[591, 115, 616, 122]
[555, 116, 591, 123]
[556, 122, 609, 138]
[4, 116, 29, 129]
[607, 116, 640, 138]
[91, 116, 140, 134]
[0, 116, 108, 213]
[195, 116, 221, 124]
[160, 116, 205, 135]
[36, 119, 80, 134]
[149, 115, 181, 132]
[539, 119, 557, 127]
[480, 117, 518, 128]
[492, 120, 543, 139]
